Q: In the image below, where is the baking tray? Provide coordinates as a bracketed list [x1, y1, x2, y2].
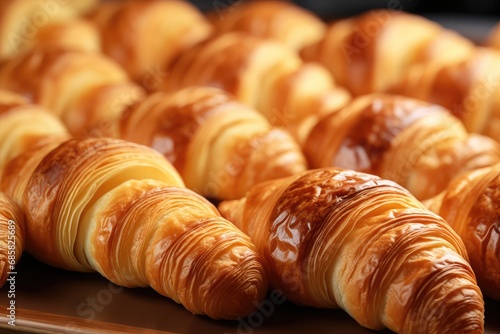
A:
[0, 254, 499, 334]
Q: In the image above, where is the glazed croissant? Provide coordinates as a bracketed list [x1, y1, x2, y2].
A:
[164, 33, 351, 145]
[304, 94, 500, 200]
[0, 89, 69, 178]
[0, 48, 144, 137]
[424, 163, 500, 300]
[207, 1, 325, 51]
[0, 192, 24, 288]
[1, 137, 268, 319]
[0, 0, 100, 60]
[301, 10, 475, 96]
[392, 48, 500, 143]
[120, 86, 307, 200]
[89, 0, 212, 84]
[219, 168, 484, 334]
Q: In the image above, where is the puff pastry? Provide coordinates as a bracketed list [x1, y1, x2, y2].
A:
[219, 167, 484, 334]
[89, 0, 212, 83]
[2, 137, 268, 319]
[301, 10, 475, 96]
[120, 86, 307, 200]
[304, 94, 500, 200]
[425, 163, 500, 300]
[164, 33, 351, 145]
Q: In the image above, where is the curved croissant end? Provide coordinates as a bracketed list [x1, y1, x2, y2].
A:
[304, 94, 500, 200]
[424, 163, 500, 300]
[120, 86, 307, 200]
[11, 137, 267, 319]
[219, 168, 484, 333]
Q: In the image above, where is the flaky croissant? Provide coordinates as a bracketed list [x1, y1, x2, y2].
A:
[219, 167, 484, 334]
[0, 192, 24, 288]
[424, 163, 500, 300]
[1, 137, 268, 319]
[304, 94, 500, 200]
[207, 1, 325, 51]
[164, 33, 351, 145]
[120, 86, 307, 200]
[301, 10, 475, 96]
[392, 48, 500, 143]
[0, 89, 69, 178]
[0, 48, 143, 136]
[0, 0, 99, 60]
[89, 0, 212, 84]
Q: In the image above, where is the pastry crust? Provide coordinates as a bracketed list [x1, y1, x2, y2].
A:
[120, 86, 307, 200]
[219, 168, 484, 333]
[304, 94, 500, 200]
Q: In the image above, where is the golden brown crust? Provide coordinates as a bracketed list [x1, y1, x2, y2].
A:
[0, 90, 70, 178]
[0, 49, 128, 119]
[0, 0, 98, 60]
[393, 49, 500, 142]
[0, 192, 24, 288]
[304, 94, 500, 200]
[300, 10, 475, 96]
[425, 164, 500, 299]
[219, 168, 484, 333]
[208, 1, 325, 50]
[89, 0, 212, 83]
[164, 33, 350, 145]
[16, 137, 267, 319]
[121, 86, 307, 200]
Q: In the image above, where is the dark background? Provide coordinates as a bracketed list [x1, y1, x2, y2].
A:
[188, 0, 500, 19]
[187, 0, 500, 43]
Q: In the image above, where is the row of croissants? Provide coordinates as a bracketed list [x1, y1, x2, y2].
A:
[0, 1, 499, 333]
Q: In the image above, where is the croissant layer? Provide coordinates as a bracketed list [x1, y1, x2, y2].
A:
[219, 168, 484, 333]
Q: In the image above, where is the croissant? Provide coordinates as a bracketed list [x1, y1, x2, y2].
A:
[218, 167, 484, 333]
[164, 33, 351, 145]
[0, 0, 99, 60]
[1, 137, 268, 319]
[300, 10, 475, 96]
[391, 48, 500, 143]
[120, 86, 307, 200]
[424, 163, 500, 300]
[0, 89, 70, 178]
[88, 0, 212, 84]
[304, 94, 500, 200]
[0, 192, 24, 288]
[0, 48, 143, 136]
[207, 1, 325, 51]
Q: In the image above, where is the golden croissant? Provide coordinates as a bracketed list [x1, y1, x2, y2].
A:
[120, 86, 307, 200]
[304, 94, 500, 200]
[0, 0, 99, 60]
[89, 0, 212, 84]
[164, 32, 351, 145]
[424, 163, 500, 300]
[207, 0, 325, 51]
[0, 137, 268, 319]
[219, 167, 484, 334]
[0, 89, 70, 179]
[392, 48, 500, 143]
[0, 192, 24, 288]
[0, 48, 144, 137]
[301, 10, 475, 96]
